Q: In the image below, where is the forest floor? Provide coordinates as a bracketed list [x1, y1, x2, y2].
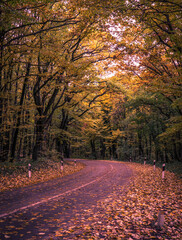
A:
[0, 154, 84, 192]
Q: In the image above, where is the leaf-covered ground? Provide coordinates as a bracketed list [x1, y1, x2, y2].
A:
[0, 158, 84, 192]
[54, 163, 182, 240]
[0, 160, 181, 239]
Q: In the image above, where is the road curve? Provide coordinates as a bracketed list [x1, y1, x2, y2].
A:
[0, 159, 133, 240]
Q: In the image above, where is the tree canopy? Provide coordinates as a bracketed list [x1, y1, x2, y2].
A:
[0, 0, 181, 163]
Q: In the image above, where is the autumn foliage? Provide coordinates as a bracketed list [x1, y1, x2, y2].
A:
[0, 0, 181, 163]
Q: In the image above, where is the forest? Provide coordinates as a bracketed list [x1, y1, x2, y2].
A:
[0, 0, 181, 163]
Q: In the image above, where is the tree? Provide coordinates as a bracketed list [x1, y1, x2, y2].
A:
[1, 0, 181, 163]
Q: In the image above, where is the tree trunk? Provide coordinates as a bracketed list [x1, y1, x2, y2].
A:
[10, 61, 31, 161]
[90, 139, 97, 159]
[63, 140, 70, 158]
[112, 141, 117, 159]
[0, 131, 10, 162]
[32, 118, 45, 161]
[138, 131, 144, 158]
[100, 138, 106, 159]
[0, 30, 4, 160]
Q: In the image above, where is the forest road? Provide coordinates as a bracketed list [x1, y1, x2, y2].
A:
[0, 159, 133, 240]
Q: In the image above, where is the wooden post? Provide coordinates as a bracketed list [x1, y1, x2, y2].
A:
[162, 163, 165, 179]
[144, 157, 146, 165]
[153, 160, 156, 171]
[61, 160, 64, 172]
[74, 159, 76, 166]
[28, 163, 31, 178]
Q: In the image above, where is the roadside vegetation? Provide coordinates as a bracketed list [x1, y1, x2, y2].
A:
[0, 152, 84, 192]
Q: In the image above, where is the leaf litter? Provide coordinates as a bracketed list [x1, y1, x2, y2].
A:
[53, 163, 182, 240]
[0, 161, 181, 240]
[0, 160, 84, 192]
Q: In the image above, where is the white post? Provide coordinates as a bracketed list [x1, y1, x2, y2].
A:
[153, 160, 156, 171]
[162, 163, 165, 179]
[28, 163, 31, 178]
[61, 160, 64, 172]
